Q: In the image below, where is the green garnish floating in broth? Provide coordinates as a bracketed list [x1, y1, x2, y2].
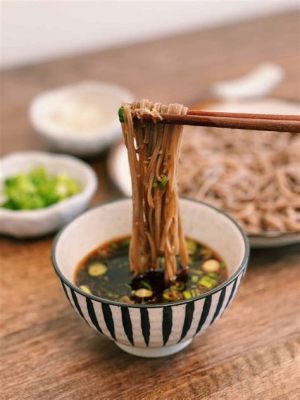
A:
[186, 238, 197, 255]
[140, 280, 152, 290]
[80, 285, 92, 294]
[88, 262, 107, 277]
[202, 259, 220, 273]
[198, 276, 217, 289]
[74, 236, 228, 304]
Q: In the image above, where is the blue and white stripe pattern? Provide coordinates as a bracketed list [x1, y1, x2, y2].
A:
[60, 264, 246, 348]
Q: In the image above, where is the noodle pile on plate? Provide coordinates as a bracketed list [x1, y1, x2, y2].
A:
[178, 128, 300, 235]
[121, 100, 189, 283]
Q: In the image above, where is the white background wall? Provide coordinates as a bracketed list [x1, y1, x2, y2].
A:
[1, 0, 298, 69]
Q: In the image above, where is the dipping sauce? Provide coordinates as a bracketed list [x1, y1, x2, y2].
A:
[74, 236, 228, 304]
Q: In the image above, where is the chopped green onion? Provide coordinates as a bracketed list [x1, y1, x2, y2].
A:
[220, 262, 226, 270]
[183, 290, 192, 300]
[118, 107, 125, 123]
[186, 239, 197, 255]
[207, 272, 218, 279]
[190, 288, 199, 297]
[153, 175, 169, 189]
[140, 280, 152, 290]
[1, 167, 81, 210]
[80, 285, 91, 294]
[198, 276, 217, 289]
[88, 262, 107, 277]
[134, 288, 153, 298]
[160, 175, 169, 187]
[202, 259, 220, 273]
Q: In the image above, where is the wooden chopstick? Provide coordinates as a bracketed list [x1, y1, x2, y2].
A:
[132, 110, 300, 133]
[188, 110, 300, 121]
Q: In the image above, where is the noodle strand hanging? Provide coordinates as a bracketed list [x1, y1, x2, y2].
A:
[121, 100, 189, 283]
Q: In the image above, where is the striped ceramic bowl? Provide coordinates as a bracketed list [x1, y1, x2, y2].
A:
[52, 199, 249, 358]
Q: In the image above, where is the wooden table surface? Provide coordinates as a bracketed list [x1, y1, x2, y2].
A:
[1, 12, 300, 400]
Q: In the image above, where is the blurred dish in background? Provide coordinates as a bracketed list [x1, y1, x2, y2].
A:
[210, 63, 284, 101]
[30, 81, 134, 157]
[0, 152, 97, 237]
[109, 98, 300, 248]
[1, 166, 81, 211]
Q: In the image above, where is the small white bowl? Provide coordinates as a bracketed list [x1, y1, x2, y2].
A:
[29, 81, 134, 156]
[0, 152, 97, 238]
[52, 199, 249, 358]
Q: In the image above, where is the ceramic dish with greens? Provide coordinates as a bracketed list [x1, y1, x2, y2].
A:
[0, 152, 97, 237]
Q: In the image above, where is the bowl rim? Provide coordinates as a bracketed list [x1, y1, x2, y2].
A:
[0, 151, 98, 218]
[52, 198, 250, 308]
[29, 80, 134, 143]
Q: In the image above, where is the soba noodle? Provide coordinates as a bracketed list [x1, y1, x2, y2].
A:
[179, 128, 300, 235]
[121, 100, 189, 283]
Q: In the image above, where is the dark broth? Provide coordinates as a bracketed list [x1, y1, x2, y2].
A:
[75, 236, 228, 304]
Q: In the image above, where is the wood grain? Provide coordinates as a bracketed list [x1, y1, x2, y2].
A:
[1, 11, 300, 400]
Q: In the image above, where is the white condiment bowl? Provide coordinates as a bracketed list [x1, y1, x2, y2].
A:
[52, 198, 249, 358]
[29, 81, 134, 156]
[0, 152, 97, 238]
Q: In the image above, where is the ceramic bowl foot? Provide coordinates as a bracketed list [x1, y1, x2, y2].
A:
[116, 339, 192, 358]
